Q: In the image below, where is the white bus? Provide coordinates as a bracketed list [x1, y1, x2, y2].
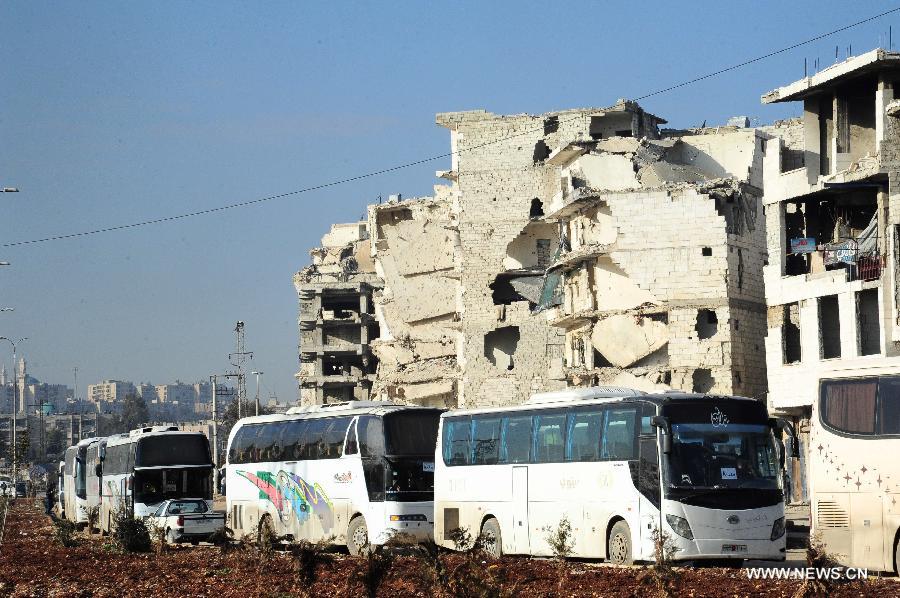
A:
[225, 401, 442, 554]
[435, 388, 791, 565]
[809, 374, 900, 573]
[63, 437, 103, 526]
[99, 426, 214, 533]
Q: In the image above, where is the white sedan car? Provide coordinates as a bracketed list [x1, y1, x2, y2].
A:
[145, 499, 225, 545]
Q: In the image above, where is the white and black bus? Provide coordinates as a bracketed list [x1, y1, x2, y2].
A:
[226, 401, 442, 554]
[99, 426, 214, 532]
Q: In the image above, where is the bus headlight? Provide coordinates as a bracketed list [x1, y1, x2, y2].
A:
[665, 514, 694, 540]
[390, 514, 428, 522]
[770, 517, 785, 541]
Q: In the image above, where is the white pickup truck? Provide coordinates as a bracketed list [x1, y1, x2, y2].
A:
[145, 499, 225, 545]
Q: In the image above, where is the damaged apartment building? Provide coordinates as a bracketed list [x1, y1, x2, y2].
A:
[541, 113, 769, 399]
[292, 222, 380, 404]
[296, 99, 770, 408]
[761, 49, 900, 468]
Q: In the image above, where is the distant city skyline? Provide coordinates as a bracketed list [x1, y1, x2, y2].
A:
[2, 1, 896, 405]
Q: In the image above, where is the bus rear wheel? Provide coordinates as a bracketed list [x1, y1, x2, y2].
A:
[347, 516, 368, 556]
[607, 520, 633, 565]
[480, 518, 502, 558]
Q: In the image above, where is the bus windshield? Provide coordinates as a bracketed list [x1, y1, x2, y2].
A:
[134, 468, 212, 503]
[665, 423, 780, 490]
[384, 411, 441, 456]
[136, 435, 211, 467]
[75, 447, 88, 499]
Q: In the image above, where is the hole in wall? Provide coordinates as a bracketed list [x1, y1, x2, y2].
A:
[533, 140, 550, 163]
[692, 368, 714, 393]
[543, 116, 559, 135]
[701, 247, 712, 257]
[695, 309, 718, 340]
[484, 326, 520, 370]
[529, 198, 544, 219]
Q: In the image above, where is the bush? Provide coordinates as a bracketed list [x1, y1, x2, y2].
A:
[545, 516, 574, 592]
[113, 511, 152, 553]
[53, 518, 79, 548]
[85, 505, 101, 535]
[638, 526, 680, 598]
[292, 536, 334, 586]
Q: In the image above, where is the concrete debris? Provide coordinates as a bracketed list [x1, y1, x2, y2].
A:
[590, 315, 669, 368]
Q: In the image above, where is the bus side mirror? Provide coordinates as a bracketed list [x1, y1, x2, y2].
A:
[651, 416, 672, 454]
[95, 464, 102, 477]
[99, 446, 106, 460]
[775, 438, 786, 470]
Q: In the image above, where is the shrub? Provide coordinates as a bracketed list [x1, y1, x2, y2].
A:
[544, 516, 574, 592]
[85, 505, 101, 535]
[793, 534, 842, 598]
[638, 526, 680, 598]
[112, 509, 152, 553]
[291, 536, 334, 586]
[53, 518, 79, 548]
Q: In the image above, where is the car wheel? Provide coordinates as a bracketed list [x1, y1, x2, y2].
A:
[608, 520, 633, 565]
[347, 516, 368, 556]
[480, 518, 502, 558]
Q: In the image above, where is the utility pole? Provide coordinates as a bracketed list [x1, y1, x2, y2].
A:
[74, 367, 81, 442]
[0, 337, 27, 483]
[251, 371, 264, 416]
[228, 321, 252, 419]
[210, 375, 218, 470]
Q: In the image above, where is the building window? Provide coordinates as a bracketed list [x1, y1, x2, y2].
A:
[818, 295, 841, 359]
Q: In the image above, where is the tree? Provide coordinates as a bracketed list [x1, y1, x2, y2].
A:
[120, 393, 151, 432]
[45, 425, 66, 459]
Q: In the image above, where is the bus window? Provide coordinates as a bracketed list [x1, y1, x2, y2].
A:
[283, 420, 308, 460]
[442, 418, 471, 466]
[384, 411, 441, 456]
[304, 419, 328, 459]
[821, 379, 877, 434]
[344, 419, 359, 455]
[877, 376, 900, 435]
[500, 415, 531, 464]
[137, 435, 210, 467]
[602, 408, 637, 460]
[359, 416, 385, 458]
[567, 410, 602, 462]
[323, 417, 351, 459]
[471, 417, 501, 465]
[534, 413, 566, 463]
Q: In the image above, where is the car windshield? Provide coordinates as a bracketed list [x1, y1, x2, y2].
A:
[665, 423, 780, 490]
[167, 500, 208, 515]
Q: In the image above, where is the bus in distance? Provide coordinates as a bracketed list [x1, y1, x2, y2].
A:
[62, 437, 103, 527]
[225, 401, 442, 554]
[434, 387, 792, 564]
[99, 426, 214, 533]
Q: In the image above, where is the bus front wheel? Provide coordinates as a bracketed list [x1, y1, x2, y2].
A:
[607, 520, 633, 565]
[347, 516, 368, 556]
[480, 518, 502, 558]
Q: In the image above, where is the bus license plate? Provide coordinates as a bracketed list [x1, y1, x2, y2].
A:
[422, 462, 435, 472]
[721, 544, 747, 553]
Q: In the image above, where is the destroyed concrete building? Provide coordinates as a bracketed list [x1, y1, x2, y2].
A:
[367, 191, 461, 407]
[761, 49, 900, 437]
[292, 222, 380, 404]
[542, 120, 768, 398]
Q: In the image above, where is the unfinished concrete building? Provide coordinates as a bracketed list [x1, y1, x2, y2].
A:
[293, 222, 381, 404]
[542, 123, 769, 398]
[367, 191, 462, 407]
[761, 49, 900, 447]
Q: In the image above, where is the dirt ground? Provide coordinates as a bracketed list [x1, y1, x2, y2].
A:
[0, 499, 896, 597]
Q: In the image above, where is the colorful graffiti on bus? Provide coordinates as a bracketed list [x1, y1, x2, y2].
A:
[237, 470, 334, 530]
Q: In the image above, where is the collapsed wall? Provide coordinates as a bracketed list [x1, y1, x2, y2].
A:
[543, 126, 768, 399]
[368, 193, 462, 407]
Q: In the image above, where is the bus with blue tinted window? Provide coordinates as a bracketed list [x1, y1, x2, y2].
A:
[434, 387, 791, 565]
[225, 401, 442, 554]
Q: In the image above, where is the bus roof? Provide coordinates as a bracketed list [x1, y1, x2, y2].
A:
[240, 401, 438, 425]
[104, 428, 207, 448]
[442, 389, 761, 417]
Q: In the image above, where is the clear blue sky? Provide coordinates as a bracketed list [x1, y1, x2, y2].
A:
[1, 1, 897, 403]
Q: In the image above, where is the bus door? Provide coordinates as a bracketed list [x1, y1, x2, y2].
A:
[638, 413, 661, 560]
[512, 466, 529, 553]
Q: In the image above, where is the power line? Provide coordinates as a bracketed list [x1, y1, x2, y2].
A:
[4, 6, 899, 249]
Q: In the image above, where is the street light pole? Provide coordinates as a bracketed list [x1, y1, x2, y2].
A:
[251, 371, 264, 416]
[0, 337, 27, 483]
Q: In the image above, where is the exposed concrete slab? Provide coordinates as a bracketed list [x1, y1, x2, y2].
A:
[590, 314, 669, 368]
